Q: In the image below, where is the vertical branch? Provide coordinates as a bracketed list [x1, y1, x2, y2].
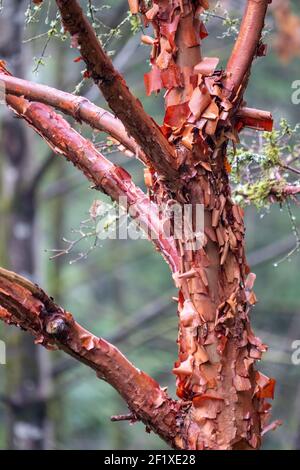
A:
[224, 0, 270, 100]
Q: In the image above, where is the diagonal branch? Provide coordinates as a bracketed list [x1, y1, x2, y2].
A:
[0, 73, 147, 164]
[282, 185, 300, 196]
[52, 292, 174, 378]
[55, 0, 178, 179]
[0, 267, 180, 446]
[0, 63, 179, 272]
[7, 94, 179, 271]
[224, 0, 270, 100]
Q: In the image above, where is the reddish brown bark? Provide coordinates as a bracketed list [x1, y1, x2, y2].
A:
[0, 74, 273, 141]
[0, 267, 179, 446]
[0, 70, 179, 271]
[236, 107, 273, 132]
[225, 0, 271, 100]
[142, 0, 274, 450]
[55, 0, 179, 181]
[0, 0, 278, 450]
[0, 73, 147, 163]
[283, 186, 300, 196]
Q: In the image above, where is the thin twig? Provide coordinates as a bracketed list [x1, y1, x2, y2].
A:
[111, 413, 137, 423]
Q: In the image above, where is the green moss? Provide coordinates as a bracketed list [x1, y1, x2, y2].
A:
[228, 119, 300, 207]
[234, 178, 287, 209]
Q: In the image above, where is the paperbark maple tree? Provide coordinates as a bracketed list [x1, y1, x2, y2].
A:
[0, 0, 281, 450]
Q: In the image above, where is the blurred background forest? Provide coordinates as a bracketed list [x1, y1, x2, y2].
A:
[0, 0, 300, 450]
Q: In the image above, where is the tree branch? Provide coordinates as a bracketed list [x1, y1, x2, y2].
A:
[0, 73, 147, 164]
[236, 106, 273, 131]
[282, 164, 300, 177]
[55, 0, 178, 179]
[224, 0, 270, 100]
[111, 413, 137, 423]
[3, 90, 179, 272]
[282, 185, 300, 196]
[0, 267, 179, 446]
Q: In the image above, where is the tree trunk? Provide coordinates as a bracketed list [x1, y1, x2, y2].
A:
[173, 167, 266, 450]
[146, 0, 273, 450]
[0, 0, 53, 450]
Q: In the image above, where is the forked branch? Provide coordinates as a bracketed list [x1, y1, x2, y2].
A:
[0, 267, 179, 446]
[0, 62, 179, 271]
[0, 73, 147, 164]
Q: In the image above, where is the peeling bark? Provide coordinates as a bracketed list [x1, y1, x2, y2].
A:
[142, 0, 274, 449]
[0, 67, 179, 272]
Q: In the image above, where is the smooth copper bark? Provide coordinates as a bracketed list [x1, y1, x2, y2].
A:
[225, 0, 270, 100]
[0, 73, 147, 163]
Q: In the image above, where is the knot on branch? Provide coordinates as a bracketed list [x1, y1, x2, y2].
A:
[45, 316, 69, 339]
[39, 303, 70, 340]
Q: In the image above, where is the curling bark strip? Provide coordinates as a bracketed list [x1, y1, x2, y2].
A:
[0, 72, 273, 139]
[141, 0, 275, 449]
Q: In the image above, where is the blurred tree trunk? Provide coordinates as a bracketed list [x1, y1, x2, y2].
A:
[0, 0, 53, 450]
